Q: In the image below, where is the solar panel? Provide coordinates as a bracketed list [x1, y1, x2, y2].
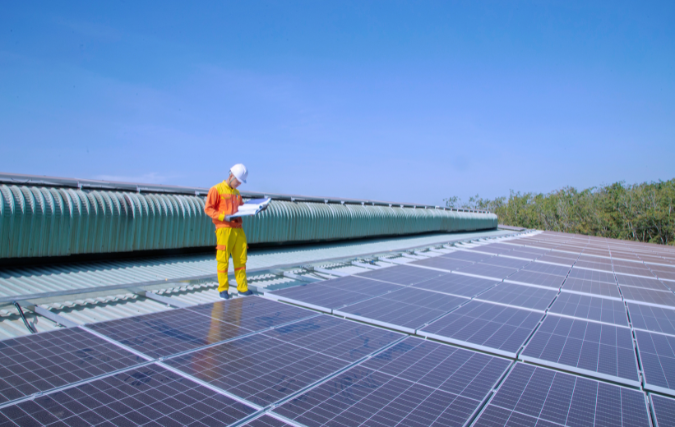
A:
[537, 255, 576, 266]
[409, 256, 474, 271]
[411, 273, 498, 297]
[651, 394, 675, 427]
[419, 301, 543, 357]
[628, 303, 675, 336]
[620, 286, 675, 309]
[615, 274, 669, 291]
[612, 259, 646, 268]
[655, 270, 675, 282]
[575, 260, 615, 272]
[244, 414, 293, 426]
[0, 327, 143, 404]
[442, 250, 493, 262]
[475, 282, 557, 311]
[0, 364, 256, 426]
[355, 264, 448, 285]
[521, 316, 639, 386]
[635, 330, 675, 395]
[480, 256, 531, 269]
[549, 250, 581, 260]
[455, 263, 517, 280]
[507, 250, 541, 260]
[334, 288, 469, 332]
[474, 363, 650, 427]
[166, 316, 402, 406]
[521, 261, 570, 277]
[568, 267, 616, 283]
[269, 278, 403, 312]
[548, 293, 629, 326]
[505, 270, 565, 289]
[274, 337, 511, 427]
[613, 265, 656, 277]
[88, 298, 315, 358]
[470, 245, 512, 255]
[561, 277, 622, 299]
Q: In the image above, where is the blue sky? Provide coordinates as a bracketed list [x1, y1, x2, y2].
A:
[1, 1, 673, 206]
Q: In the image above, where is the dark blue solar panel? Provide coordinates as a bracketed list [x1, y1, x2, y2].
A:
[244, 414, 293, 426]
[88, 297, 315, 358]
[0, 328, 143, 404]
[274, 337, 510, 427]
[652, 395, 675, 427]
[355, 264, 449, 285]
[474, 363, 650, 427]
[505, 270, 565, 288]
[455, 264, 518, 280]
[635, 330, 675, 395]
[480, 256, 531, 269]
[269, 278, 403, 312]
[419, 301, 543, 357]
[166, 316, 402, 406]
[409, 256, 474, 271]
[521, 316, 639, 386]
[628, 303, 675, 336]
[334, 287, 468, 331]
[0, 364, 255, 426]
[476, 282, 557, 311]
[616, 274, 669, 291]
[548, 293, 629, 326]
[568, 268, 616, 284]
[442, 250, 493, 262]
[561, 277, 621, 299]
[521, 262, 571, 277]
[620, 287, 675, 308]
[412, 273, 498, 297]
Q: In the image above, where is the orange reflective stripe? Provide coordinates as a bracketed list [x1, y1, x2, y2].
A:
[217, 270, 227, 273]
[235, 266, 246, 272]
[216, 245, 227, 251]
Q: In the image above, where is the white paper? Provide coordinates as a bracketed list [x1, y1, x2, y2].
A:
[225, 198, 271, 220]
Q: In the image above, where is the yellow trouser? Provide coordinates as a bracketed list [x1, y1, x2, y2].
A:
[216, 228, 248, 293]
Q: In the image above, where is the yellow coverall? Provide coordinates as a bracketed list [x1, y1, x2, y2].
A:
[204, 181, 249, 293]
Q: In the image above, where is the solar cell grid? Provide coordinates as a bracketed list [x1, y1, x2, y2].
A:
[269, 282, 368, 312]
[561, 277, 622, 299]
[521, 262, 570, 277]
[536, 255, 577, 266]
[167, 317, 400, 407]
[521, 316, 639, 385]
[614, 265, 656, 277]
[455, 263, 517, 280]
[335, 288, 469, 332]
[244, 415, 293, 427]
[651, 395, 675, 427]
[469, 245, 512, 255]
[480, 256, 531, 269]
[578, 255, 613, 264]
[568, 267, 616, 284]
[408, 256, 474, 272]
[612, 259, 645, 268]
[654, 270, 675, 282]
[575, 260, 615, 272]
[0, 364, 256, 426]
[628, 303, 675, 336]
[474, 363, 650, 427]
[442, 251, 493, 262]
[620, 286, 675, 308]
[507, 250, 540, 260]
[0, 328, 143, 404]
[505, 270, 565, 289]
[636, 330, 675, 395]
[355, 264, 447, 285]
[548, 293, 628, 326]
[475, 282, 557, 311]
[548, 251, 580, 260]
[275, 337, 510, 427]
[411, 273, 498, 297]
[616, 274, 669, 291]
[420, 301, 544, 357]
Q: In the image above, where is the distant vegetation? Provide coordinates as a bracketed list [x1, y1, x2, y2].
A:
[446, 179, 675, 245]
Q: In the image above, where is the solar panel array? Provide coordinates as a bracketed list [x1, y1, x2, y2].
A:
[3, 230, 675, 425]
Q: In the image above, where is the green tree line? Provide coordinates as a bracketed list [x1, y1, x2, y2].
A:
[446, 179, 675, 245]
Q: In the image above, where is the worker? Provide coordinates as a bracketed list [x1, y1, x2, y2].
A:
[204, 163, 254, 299]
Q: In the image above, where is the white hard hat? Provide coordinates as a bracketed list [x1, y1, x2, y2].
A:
[230, 163, 248, 184]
